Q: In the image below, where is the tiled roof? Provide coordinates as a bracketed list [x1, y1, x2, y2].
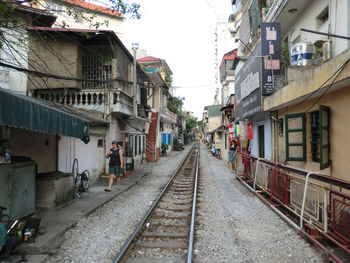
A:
[64, 0, 122, 18]
[220, 49, 237, 66]
[137, 56, 163, 62]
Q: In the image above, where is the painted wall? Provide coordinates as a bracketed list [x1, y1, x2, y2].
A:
[0, 27, 28, 94]
[9, 128, 57, 173]
[58, 134, 105, 182]
[28, 34, 79, 90]
[208, 116, 222, 132]
[277, 85, 350, 181]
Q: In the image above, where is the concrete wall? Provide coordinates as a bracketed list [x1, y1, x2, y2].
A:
[9, 128, 57, 173]
[277, 85, 350, 181]
[58, 134, 105, 182]
[208, 116, 222, 132]
[28, 33, 79, 90]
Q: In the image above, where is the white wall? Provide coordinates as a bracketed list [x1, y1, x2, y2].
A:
[10, 128, 57, 173]
[58, 135, 105, 182]
[250, 116, 272, 160]
[284, 0, 349, 57]
[34, 0, 125, 37]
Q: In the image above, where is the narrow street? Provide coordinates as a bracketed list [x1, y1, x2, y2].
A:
[194, 144, 323, 263]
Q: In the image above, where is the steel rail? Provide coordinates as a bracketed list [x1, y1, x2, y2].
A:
[112, 143, 198, 263]
[186, 146, 200, 263]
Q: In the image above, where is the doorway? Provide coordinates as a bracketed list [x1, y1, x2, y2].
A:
[258, 125, 265, 158]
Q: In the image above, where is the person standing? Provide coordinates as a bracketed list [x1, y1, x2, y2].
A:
[105, 140, 124, 191]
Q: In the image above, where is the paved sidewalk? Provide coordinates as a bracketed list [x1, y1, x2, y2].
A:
[4, 147, 191, 263]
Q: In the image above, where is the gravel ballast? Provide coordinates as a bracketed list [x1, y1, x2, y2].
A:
[194, 144, 324, 263]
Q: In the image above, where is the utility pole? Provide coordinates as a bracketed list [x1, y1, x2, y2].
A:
[132, 43, 139, 117]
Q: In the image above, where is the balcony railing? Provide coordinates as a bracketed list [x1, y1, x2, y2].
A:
[161, 107, 177, 124]
[35, 88, 133, 116]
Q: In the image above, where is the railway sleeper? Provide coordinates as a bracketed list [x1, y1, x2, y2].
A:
[148, 219, 189, 227]
[136, 240, 187, 249]
[142, 231, 188, 238]
[126, 256, 185, 263]
[152, 215, 191, 220]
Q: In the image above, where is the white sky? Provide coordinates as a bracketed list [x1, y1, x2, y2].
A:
[122, 0, 233, 119]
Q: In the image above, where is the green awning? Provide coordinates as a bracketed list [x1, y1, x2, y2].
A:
[0, 88, 90, 143]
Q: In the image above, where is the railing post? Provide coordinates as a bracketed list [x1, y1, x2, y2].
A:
[300, 172, 314, 229]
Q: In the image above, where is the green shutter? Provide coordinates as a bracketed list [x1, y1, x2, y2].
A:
[319, 105, 330, 169]
[285, 113, 306, 161]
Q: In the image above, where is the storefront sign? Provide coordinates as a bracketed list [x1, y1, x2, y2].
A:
[261, 23, 281, 96]
[235, 43, 262, 121]
[228, 125, 234, 140]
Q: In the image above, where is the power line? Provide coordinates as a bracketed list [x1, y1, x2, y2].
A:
[0, 61, 131, 84]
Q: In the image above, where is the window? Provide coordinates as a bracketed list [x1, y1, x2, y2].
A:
[97, 139, 103, 148]
[316, 6, 329, 28]
[135, 136, 139, 155]
[138, 136, 141, 154]
[278, 118, 284, 136]
[310, 111, 320, 162]
[285, 113, 306, 161]
[319, 106, 330, 169]
[285, 106, 330, 169]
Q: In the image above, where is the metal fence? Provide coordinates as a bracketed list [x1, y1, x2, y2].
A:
[236, 152, 350, 260]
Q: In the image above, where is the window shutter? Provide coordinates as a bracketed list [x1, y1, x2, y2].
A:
[319, 105, 330, 169]
[285, 113, 306, 161]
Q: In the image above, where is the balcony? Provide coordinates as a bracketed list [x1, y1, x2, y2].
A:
[161, 107, 177, 124]
[34, 87, 133, 117]
[264, 48, 350, 111]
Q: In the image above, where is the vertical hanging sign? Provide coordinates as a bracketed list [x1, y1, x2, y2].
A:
[261, 23, 281, 96]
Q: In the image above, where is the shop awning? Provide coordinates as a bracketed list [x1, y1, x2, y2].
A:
[0, 88, 90, 143]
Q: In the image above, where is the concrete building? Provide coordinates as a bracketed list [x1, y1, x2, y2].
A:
[232, 0, 350, 180]
[28, 27, 150, 181]
[262, 0, 350, 180]
[137, 56, 177, 158]
[28, 0, 125, 38]
[0, 4, 91, 218]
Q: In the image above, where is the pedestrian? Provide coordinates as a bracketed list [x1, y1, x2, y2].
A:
[228, 140, 238, 172]
[105, 140, 124, 192]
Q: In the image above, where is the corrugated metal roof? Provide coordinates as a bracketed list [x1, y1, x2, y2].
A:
[137, 56, 162, 62]
[207, 104, 222, 117]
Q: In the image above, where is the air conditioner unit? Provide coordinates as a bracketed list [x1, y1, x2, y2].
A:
[323, 41, 333, 62]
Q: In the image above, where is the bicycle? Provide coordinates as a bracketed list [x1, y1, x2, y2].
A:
[71, 158, 90, 198]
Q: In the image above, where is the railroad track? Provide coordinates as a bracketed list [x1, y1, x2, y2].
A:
[113, 144, 200, 263]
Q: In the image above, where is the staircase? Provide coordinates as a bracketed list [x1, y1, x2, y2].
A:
[146, 112, 160, 163]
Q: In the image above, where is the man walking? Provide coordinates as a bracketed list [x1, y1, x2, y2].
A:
[105, 140, 124, 191]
